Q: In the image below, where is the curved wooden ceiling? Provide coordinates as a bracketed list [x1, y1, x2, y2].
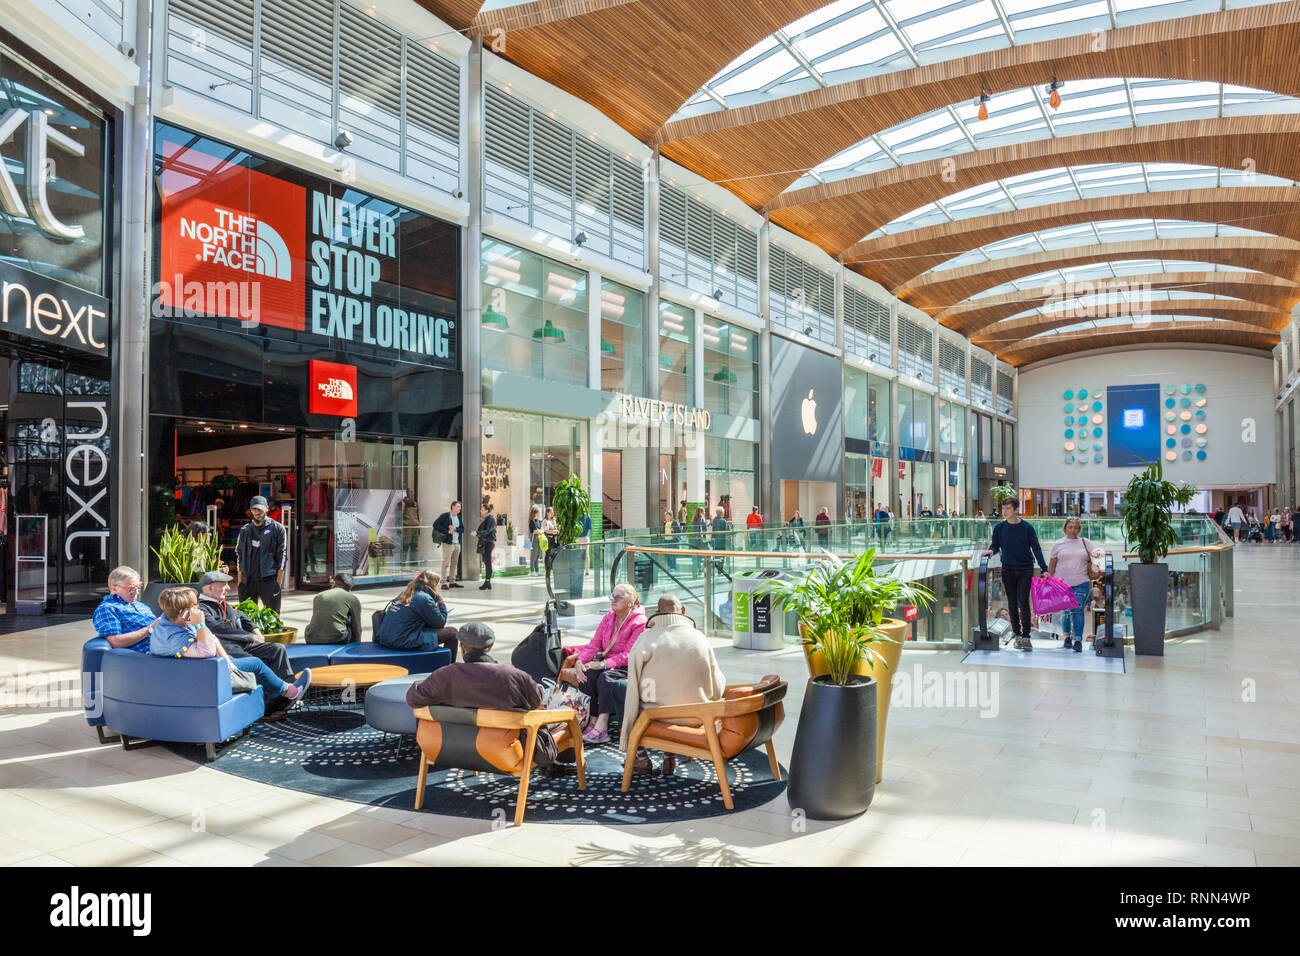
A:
[971, 298, 1290, 348]
[850, 188, 1300, 289]
[429, 0, 1300, 364]
[997, 321, 1281, 366]
[940, 272, 1300, 336]
[655, 2, 1300, 208]
[766, 115, 1300, 253]
[899, 237, 1300, 313]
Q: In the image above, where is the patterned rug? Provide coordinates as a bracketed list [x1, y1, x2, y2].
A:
[170, 709, 786, 825]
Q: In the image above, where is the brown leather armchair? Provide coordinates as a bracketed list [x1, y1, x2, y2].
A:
[620, 676, 786, 810]
[412, 705, 586, 825]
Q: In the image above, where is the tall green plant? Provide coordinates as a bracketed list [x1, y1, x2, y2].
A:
[1121, 459, 1196, 564]
[760, 549, 933, 686]
[151, 526, 195, 584]
[551, 473, 591, 549]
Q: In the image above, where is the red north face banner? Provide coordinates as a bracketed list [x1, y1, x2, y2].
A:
[157, 141, 307, 331]
[309, 360, 358, 417]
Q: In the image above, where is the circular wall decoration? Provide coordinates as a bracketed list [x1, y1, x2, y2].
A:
[1180, 384, 1191, 394]
[1181, 438, 1192, 448]
[1196, 450, 1207, 460]
[1180, 424, 1191, 435]
[1195, 410, 1205, 421]
[1093, 391, 1103, 399]
[1165, 398, 1176, 408]
[1092, 414, 1103, 424]
[1196, 398, 1206, 408]
[1094, 443, 1103, 452]
[1091, 401, 1102, 411]
[1064, 403, 1074, 412]
[1166, 438, 1177, 449]
[1179, 397, 1191, 407]
[1064, 441, 1076, 451]
[1195, 423, 1208, 434]
[1180, 410, 1192, 421]
[1195, 383, 1206, 393]
[1064, 389, 1074, 399]
[1065, 415, 1075, 425]
[1065, 428, 1075, 438]
[1165, 411, 1176, 422]
[1164, 385, 1175, 395]
[1166, 425, 1177, 435]
[1196, 438, 1207, 448]
[1182, 450, 1193, 461]
[1165, 451, 1177, 461]
[1093, 454, 1103, 463]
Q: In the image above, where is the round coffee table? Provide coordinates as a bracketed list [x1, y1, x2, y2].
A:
[300, 663, 409, 710]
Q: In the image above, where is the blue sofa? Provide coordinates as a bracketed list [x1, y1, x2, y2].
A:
[84, 639, 265, 761]
[284, 641, 451, 674]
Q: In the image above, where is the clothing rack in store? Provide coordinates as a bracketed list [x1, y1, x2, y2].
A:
[176, 465, 294, 481]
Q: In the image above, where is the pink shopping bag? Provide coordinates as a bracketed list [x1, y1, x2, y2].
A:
[1030, 575, 1078, 614]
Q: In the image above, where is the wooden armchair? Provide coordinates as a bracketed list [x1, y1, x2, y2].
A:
[621, 677, 786, 810]
[412, 705, 586, 825]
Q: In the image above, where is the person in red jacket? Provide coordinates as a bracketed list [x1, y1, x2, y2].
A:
[746, 506, 764, 550]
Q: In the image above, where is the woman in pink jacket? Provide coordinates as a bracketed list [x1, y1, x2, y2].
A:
[562, 582, 646, 743]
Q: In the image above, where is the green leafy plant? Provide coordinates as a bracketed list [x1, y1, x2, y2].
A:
[551, 473, 591, 549]
[991, 485, 1019, 508]
[236, 599, 284, 634]
[760, 549, 933, 685]
[152, 526, 195, 583]
[1120, 459, 1196, 564]
[194, 533, 221, 576]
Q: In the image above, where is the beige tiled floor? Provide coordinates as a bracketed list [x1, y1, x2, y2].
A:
[2, 545, 1298, 866]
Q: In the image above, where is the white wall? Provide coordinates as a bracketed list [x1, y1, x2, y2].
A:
[1018, 348, 1276, 489]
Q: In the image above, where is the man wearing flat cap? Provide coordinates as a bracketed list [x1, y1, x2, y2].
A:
[197, 570, 295, 701]
[405, 622, 565, 765]
[236, 495, 287, 613]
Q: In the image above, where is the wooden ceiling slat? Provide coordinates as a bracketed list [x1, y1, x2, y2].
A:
[941, 272, 1300, 336]
[415, 0, 486, 31]
[765, 116, 1300, 253]
[850, 188, 1300, 291]
[997, 321, 1281, 366]
[898, 238, 1300, 313]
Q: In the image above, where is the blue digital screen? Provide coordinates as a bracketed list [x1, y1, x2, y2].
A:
[1107, 384, 1160, 466]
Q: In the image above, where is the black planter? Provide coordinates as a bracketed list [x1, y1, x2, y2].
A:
[787, 675, 877, 820]
[1129, 562, 1168, 656]
[141, 581, 196, 613]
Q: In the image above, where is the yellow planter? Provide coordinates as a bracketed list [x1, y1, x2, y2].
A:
[262, 627, 298, 645]
[801, 618, 908, 785]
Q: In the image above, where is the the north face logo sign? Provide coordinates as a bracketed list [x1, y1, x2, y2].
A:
[319, 377, 353, 401]
[178, 208, 292, 281]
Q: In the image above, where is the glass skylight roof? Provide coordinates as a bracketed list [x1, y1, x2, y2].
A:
[1025, 314, 1255, 339]
[917, 219, 1278, 277]
[994, 286, 1260, 328]
[872, 163, 1296, 237]
[789, 79, 1299, 191]
[974, 260, 1257, 299]
[673, 0, 1282, 123]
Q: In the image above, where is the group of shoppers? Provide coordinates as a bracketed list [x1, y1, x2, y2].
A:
[1215, 503, 1294, 543]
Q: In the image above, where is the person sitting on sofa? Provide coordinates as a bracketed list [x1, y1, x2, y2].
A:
[377, 570, 459, 661]
[561, 583, 647, 745]
[304, 572, 363, 644]
[93, 566, 157, 652]
[196, 570, 295, 686]
[620, 594, 727, 775]
[152, 586, 311, 703]
[404, 622, 564, 767]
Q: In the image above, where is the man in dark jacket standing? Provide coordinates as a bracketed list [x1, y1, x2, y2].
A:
[983, 498, 1048, 652]
[236, 495, 286, 612]
[432, 501, 463, 588]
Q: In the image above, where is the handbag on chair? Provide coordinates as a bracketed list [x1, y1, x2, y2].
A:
[538, 677, 590, 726]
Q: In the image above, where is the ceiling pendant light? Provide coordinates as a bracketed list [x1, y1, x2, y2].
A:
[600, 337, 616, 355]
[1048, 77, 1062, 110]
[976, 90, 989, 122]
[712, 365, 737, 383]
[533, 318, 565, 342]
[482, 305, 509, 328]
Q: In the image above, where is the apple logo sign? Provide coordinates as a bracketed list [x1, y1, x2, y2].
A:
[801, 389, 818, 435]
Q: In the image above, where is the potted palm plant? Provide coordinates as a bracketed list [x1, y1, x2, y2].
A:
[763, 549, 932, 818]
[547, 473, 592, 602]
[1120, 459, 1195, 656]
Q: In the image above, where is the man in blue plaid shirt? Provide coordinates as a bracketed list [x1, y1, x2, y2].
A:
[92, 566, 157, 652]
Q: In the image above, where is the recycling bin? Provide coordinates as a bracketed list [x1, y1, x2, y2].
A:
[731, 568, 801, 650]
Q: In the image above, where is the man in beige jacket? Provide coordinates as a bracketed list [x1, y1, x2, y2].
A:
[620, 594, 727, 773]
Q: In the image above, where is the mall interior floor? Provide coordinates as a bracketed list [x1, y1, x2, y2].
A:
[0, 545, 1297, 867]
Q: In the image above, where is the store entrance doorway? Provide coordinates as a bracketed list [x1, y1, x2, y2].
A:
[780, 480, 836, 527]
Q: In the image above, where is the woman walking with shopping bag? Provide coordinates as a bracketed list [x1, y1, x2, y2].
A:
[1048, 516, 1099, 652]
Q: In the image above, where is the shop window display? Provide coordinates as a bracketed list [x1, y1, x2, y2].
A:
[702, 320, 757, 420]
[659, 300, 694, 406]
[482, 241, 588, 387]
[600, 280, 644, 394]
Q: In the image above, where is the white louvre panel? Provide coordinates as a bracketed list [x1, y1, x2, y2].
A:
[337, 5, 401, 170]
[164, 0, 459, 199]
[484, 85, 531, 220]
[938, 337, 966, 396]
[897, 315, 933, 383]
[658, 183, 755, 314]
[844, 284, 890, 362]
[56, 0, 125, 47]
[258, 0, 334, 144]
[166, 0, 256, 114]
[970, 354, 994, 404]
[769, 244, 834, 347]
[575, 137, 613, 256]
[996, 370, 1015, 415]
[404, 41, 459, 193]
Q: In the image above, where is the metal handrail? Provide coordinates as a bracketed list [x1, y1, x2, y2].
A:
[615, 545, 975, 562]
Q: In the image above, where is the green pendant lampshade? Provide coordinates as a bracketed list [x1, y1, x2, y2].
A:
[482, 306, 508, 328]
[712, 365, 737, 383]
[533, 319, 565, 342]
[600, 337, 616, 355]
[660, 353, 674, 369]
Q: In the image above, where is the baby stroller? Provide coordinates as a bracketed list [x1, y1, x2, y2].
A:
[1245, 517, 1263, 542]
